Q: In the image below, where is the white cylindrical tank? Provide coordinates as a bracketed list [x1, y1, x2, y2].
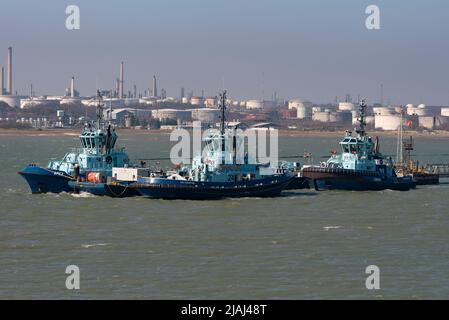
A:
[374, 114, 402, 130]
[152, 109, 191, 121]
[191, 108, 220, 124]
[441, 107, 449, 117]
[0, 96, 24, 108]
[190, 96, 204, 107]
[338, 102, 355, 111]
[246, 100, 276, 110]
[312, 111, 330, 122]
[288, 99, 312, 110]
[312, 106, 322, 113]
[418, 116, 435, 130]
[373, 107, 393, 116]
[296, 105, 312, 119]
[204, 97, 217, 108]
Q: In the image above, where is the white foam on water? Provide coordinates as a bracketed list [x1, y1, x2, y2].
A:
[81, 243, 109, 249]
[70, 192, 97, 198]
[323, 226, 343, 231]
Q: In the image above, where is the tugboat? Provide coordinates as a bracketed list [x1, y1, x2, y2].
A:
[301, 100, 416, 191]
[19, 91, 137, 196]
[133, 91, 293, 199]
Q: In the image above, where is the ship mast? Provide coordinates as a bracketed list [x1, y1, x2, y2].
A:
[356, 100, 367, 137]
[96, 90, 104, 129]
[219, 90, 227, 135]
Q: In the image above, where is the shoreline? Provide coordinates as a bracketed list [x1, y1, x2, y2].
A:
[1, 127, 449, 139]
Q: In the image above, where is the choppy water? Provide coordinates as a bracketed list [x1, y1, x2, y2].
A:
[1, 132, 449, 299]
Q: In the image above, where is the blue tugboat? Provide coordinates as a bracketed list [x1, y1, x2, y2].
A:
[133, 91, 293, 200]
[19, 91, 136, 196]
[301, 100, 416, 191]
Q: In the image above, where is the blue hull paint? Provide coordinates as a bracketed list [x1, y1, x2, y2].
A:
[312, 176, 416, 191]
[285, 176, 310, 190]
[67, 181, 139, 197]
[135, 175, 293, 200]
[18, 165, 73, 194]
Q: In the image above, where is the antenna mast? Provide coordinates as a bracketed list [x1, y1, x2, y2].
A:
[96, 90, 104, 128]
[356, 99, 367, 137]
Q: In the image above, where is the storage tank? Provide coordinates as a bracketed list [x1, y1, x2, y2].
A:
[246, 100, 277, 110]
[181, 97, 189, 104]
[406, 104, 415, 115]
[435, 115, 449, 128]
[288, 99, 312, 110]
[296, 105, 312, 119]
[312, 106, 322, 113]
[413, 108, 429, 116]
[152, 109, 191, 121]
[204, 96, 217, 108]
[374, 114, 402, 130]
[441, 107, 449, 117]
[418, 116, 435, 130]
[191, 108, 220, 124]
[338, 102, 355, 111]
[190, 96, 204, 107]
[312, 111, 330, 122]
[373, 107, 392, 116]
[0, 96, 24, 108]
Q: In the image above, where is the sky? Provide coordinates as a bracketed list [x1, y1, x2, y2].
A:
[0, 0, 448, 105]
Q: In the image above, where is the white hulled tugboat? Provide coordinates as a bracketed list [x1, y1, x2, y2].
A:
[301, 100, 416, 191]
[19, 91, 137, 196]
[133, 91, 293, 199]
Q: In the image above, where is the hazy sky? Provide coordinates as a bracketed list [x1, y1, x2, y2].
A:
[1, 0, 449, 105]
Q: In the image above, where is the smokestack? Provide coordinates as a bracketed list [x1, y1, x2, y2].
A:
[115, 78, 120, 98]
[70, 76, 75, 97]
[152, 75, 157, 98]
[0, 66, 4, 95]
[119, 61, 124, 99]
[6, 47, 12, 95]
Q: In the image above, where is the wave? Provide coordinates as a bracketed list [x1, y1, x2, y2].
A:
[70, 192, 97, 198]
[323, 226, 343, 231]
[81, 243, 109, 249]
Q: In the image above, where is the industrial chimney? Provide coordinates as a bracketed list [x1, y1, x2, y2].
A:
[6, 47, 12, 95]
[119, 61, 124, 99]
[152, 75, 157, 98]
[70, 76, 75, 97]
[0, 66, 4, 95]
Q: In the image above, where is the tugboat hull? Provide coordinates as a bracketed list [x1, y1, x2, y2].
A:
[302, 167, 416, 191]
[18, 165, 73, 194]
[412, 173, 439, 185]
[134, 175, 293, 200]
[285, 176, 310, 190]
[67, 181, 140, 197]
